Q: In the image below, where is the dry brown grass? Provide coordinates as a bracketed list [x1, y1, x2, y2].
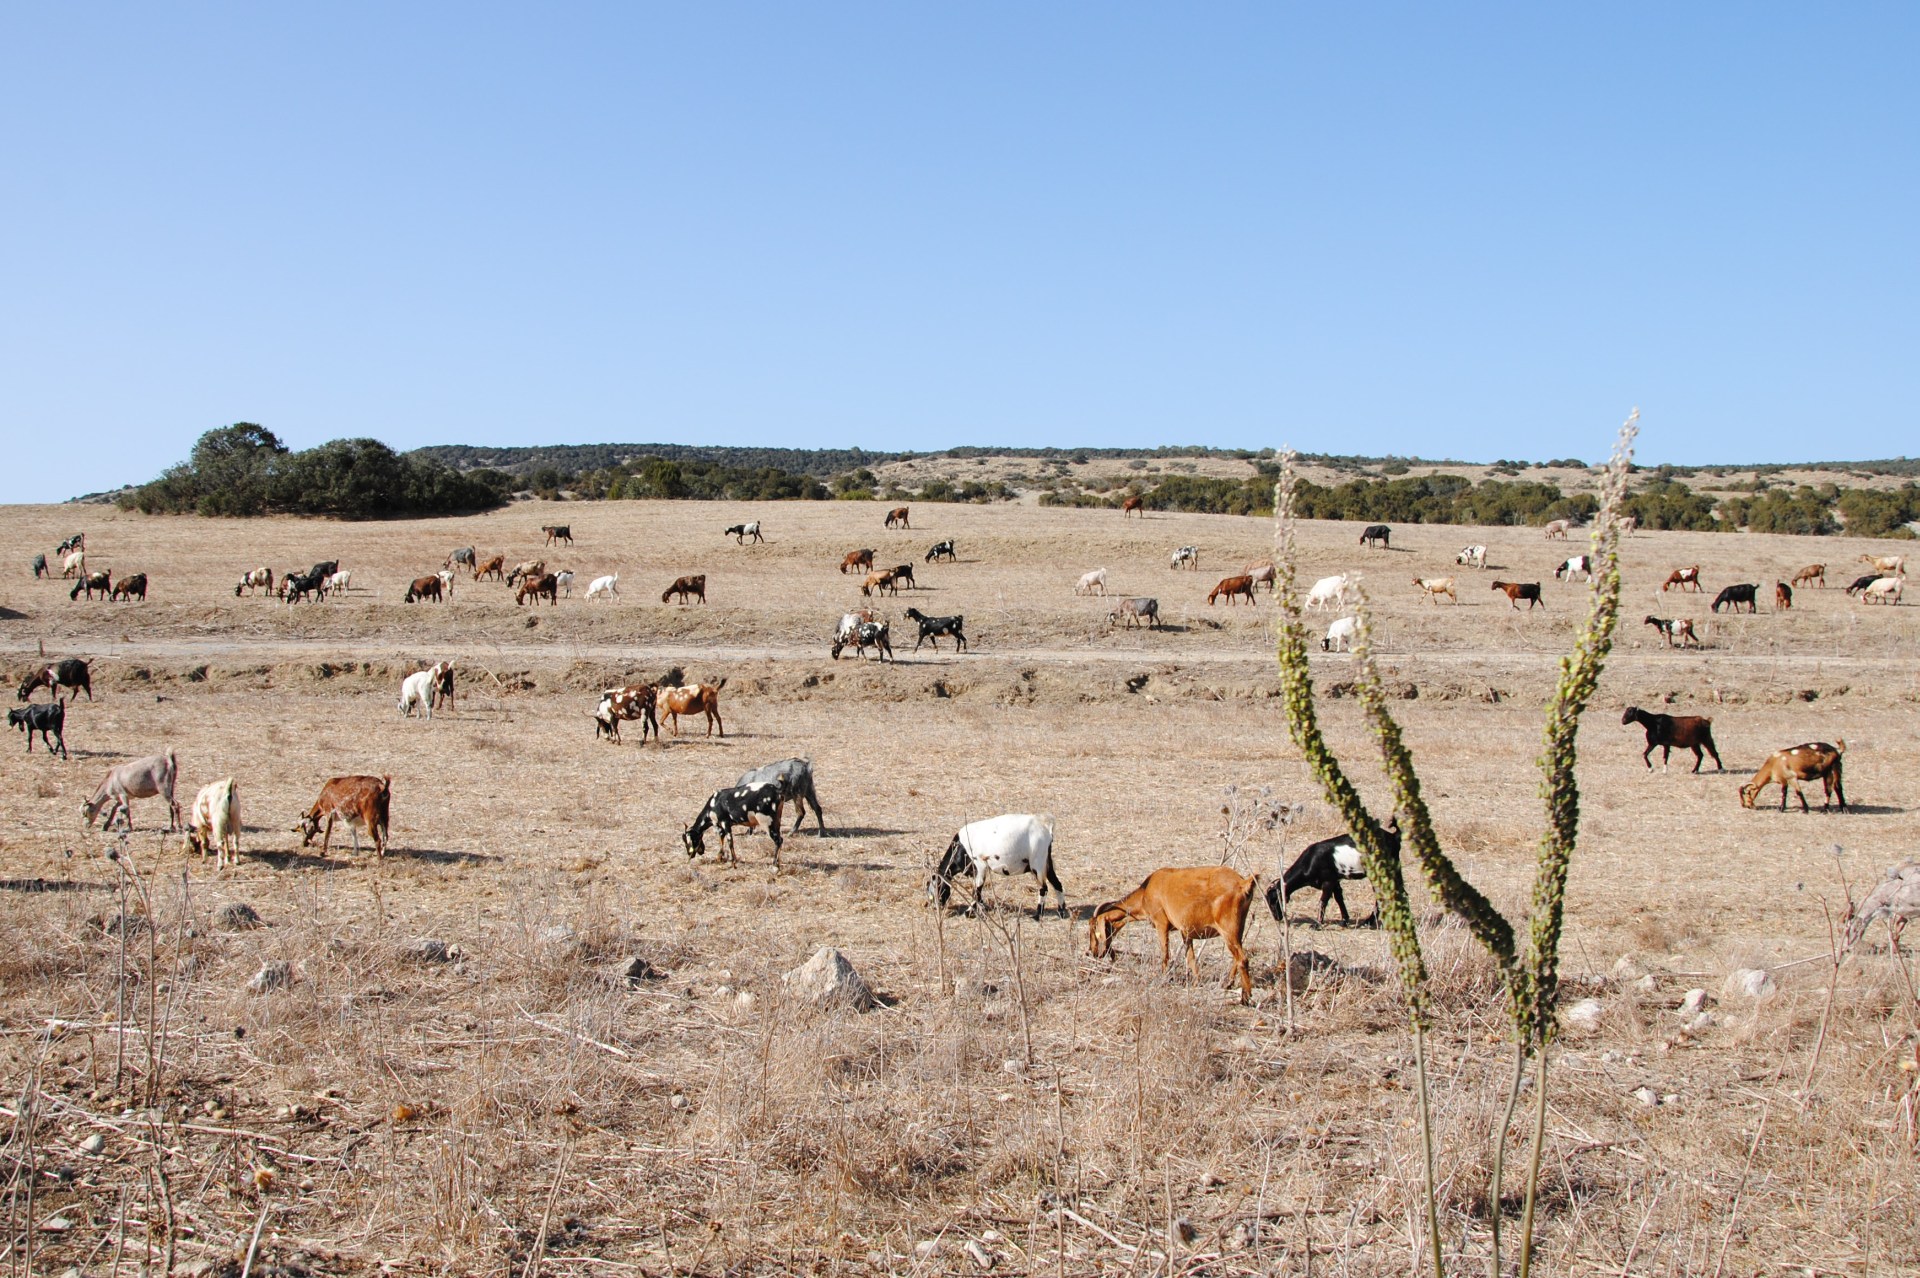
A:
[0, 498, 1916, 1274]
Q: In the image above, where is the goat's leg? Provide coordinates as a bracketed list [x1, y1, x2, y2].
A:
[1331, 881, 1352, 925]
[1643, 742, 1656, 769]
[1705, 738, 1723, 771]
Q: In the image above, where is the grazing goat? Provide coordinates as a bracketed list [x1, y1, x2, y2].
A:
[1359, 524, 1390, 549]
[234, 567, 273, 596]
[1208, 574, 1256, 605]
[505, 559, 545, 586]
[1843, 860, 1920, 950]
[831, 608, 876, 650]
[8, 702, 67, 758]
[325, 569, 353, 594]
[682, 781, 784, 868]
[843, 620, 895, 662]
[1304, 574, 1351, 611]
[1740, 741, 1847, 812]
[434, 568, 455, 598]
[1643, 615, 1699, 648]
[840, 548, 876, 574]
[1456, 544, 1488, 569]
[1169, 545, 1200, 570]
[927, 814, 1066, 919]
[83, 751, 180, 831]
[447, 546, 476, 574]
[307, 561, 340, 583]
[586, 572, 619, 600]
[861, 569, 898, 597]
[1491, 580, 1544, 610]
[1860, 554, 1906, 577]
[1121, 495, 1144, 517]
[475, 555, 505, 582]
[736, 757, 826, 835]
[885, 506, 911, 529]
[297, 775, 392, 856]
[552, 570, 574, 597]
[925, 540, 957, 563]
[1711, 583, 1758, 613]
[109, 573, 148, 601]
[661, 573, 706, 604]
[542, 524, 573, 546]
[1555, 555, 1593, 583]
[592, 683, 659, 744]
[17, 658, 92, 703]
[1792, 563, 1825, 588]
[659, 681, 725, 736]
[1543, 519, 1572, 540]
[514, 568, 560, 606]
[1844, 573, 1888, 596]
[1619, 515, 1638, 535]
[1245, 561, 1276, 592]
[1108, 597, 1160, 629]
[184, 777, 241, 868]
[1090, 867, 1259, 1004]
[1075, 568, 1109, 596]
[56, 534, 85, 555]
[1323, 616, 1359, 652]
[70, 570, 111, 601]
[1861, 577, 1904, 605]
[1775, 581, 1793, 610]
[1412, 576, 1457, 604]
[1662, 565, 1702, 593]
[30, 553, 48, 578]
[724, 521, 764, 544]
[281, 571, 326, 605]
[904, 607, 967, 651]
[405, 574, 444, 603]
[61, 550, 85, 578]
[1621, 706, 1722, 771]
[887, 563, 916, 589]
[1264, 818, 1400, 926]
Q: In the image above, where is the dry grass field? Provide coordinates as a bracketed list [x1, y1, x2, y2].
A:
[2, 496, 1917, 1276]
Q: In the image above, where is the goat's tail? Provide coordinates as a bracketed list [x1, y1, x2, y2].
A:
[1833, 738, 1847, 755]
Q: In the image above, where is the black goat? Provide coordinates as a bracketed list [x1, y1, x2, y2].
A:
[1844, 573, 1888, 596]
[1359, 524, 1391, 549]
[904, 607, 967, 652]
[1621, 706, 1722, 772]
[1264, 818, 1399, 926]
[17, 658, 92, 703]
[30, 554, 48, 578]
[282, 571, 327, 604]
[1712, 583, 1758, 613]
[8, 702, 67, 758]
[682, 782, 785, 869]
[55, 534, 84, 555]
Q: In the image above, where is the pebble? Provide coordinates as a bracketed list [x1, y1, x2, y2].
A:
[1677, 988, 1709, 1017]
[1565, 998, 1603, 1031]
[914, 1240, 938, 1258]
[1633, 1086, 1659, 1107]
[78, 1133, 105, 1156]
[964, 1239, 994, 1270]
[1725, 968, 1777, 1002]
[669, 1094, 689, 1111]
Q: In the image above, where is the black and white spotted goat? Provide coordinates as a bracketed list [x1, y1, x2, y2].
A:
[927, 813, 1067, 919]
[903, 607, 967, 652]
[682, 781, 786, 870]
[925, 540, 957, 563]
[1263, 817, 1400, 926]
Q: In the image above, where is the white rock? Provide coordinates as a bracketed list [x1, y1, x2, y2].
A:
[1610, 955, 1648, 981]
[965, 1239, 994, 1270]
[781, 947, 876, 1012]
[914, 1240, 938, 1258]
[1632, 974, 1658, 993]
[1565, 998, 1603, 1032]
[981, 1230, 1002, 1244]
[247, 961, 293, 994]
[1677, 988, 1709, 1017]
[1632, 1086, 1659, 1107]
[1724, 968, 1777, 1002]
[78, 1133, 105, 1156]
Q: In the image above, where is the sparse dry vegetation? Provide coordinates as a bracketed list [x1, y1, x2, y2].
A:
[1, 492, 1916, 1274]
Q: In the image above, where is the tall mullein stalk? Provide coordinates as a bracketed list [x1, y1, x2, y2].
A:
[1271, 412, 1638, 1278]
[1511, 412, 1635, 1278]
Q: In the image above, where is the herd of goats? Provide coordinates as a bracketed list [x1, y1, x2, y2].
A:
[9, 511, 1916, 1002]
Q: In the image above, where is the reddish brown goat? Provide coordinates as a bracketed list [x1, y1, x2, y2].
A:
[658, 680, 726, 736]
[297, 775, 391, 858]
[840, 549, 875, 575]
[1662, 565, 1703, 593]
[1089, 866, 1259, 1004]
[1791, 563, 1825, 589]
[474, 555, 505, 582]
[1207, 574, 1256, 605]
[661, 574, 707, 604]
[1491, 580, 1544, 610]
[404, 574, 443, 603]
[1622, 706, 1722, 771]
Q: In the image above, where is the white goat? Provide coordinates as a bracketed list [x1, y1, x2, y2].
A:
[1075, 568, 1108, 596]
[1322, 616, 1360, 652]
[586, 572, 619, 600]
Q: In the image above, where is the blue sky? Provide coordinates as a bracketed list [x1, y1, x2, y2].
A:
[5, 5, 1916, 501]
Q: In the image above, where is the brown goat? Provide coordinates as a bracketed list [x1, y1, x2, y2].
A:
[474, 555, 505, 582]
[840, 548, 875, 575]
[1739, 740, 1847, 812]
[404, 574, 443, 603]
[1621, 706, 1721, 771]
[659, 680, 726, 736]
[884, 506, 911, 529]
[1662, 565, 1703, 593]
[1775, 581, 1793, 611]
[1491, 580, 1543, 610]
[1121, 495, 1144, 517]
[1791, 563, 1825, 589]
[515, 572, 558, 606]
[297, 775, 391, 857]
[1207, 574, 1256, 605]
[861, 569, 898, 597]
[1088, 866, 1259, 1004]
[661, 574, 707, 604]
